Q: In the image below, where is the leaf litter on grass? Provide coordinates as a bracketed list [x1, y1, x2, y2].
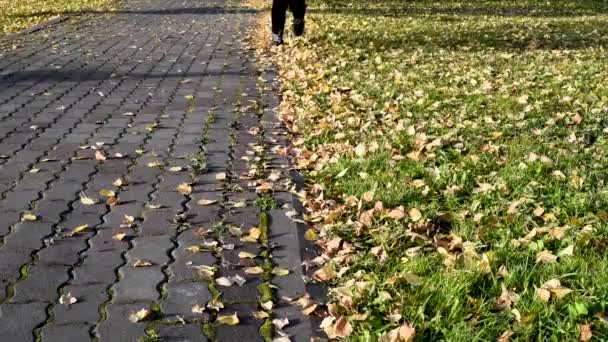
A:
[247, 0, 608, 340]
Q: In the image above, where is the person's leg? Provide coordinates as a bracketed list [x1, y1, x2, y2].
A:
[271, 0, 288, 44]
[289, 0, 306, 36]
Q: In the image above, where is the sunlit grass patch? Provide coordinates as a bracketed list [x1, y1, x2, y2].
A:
[249, 0, 608, 339]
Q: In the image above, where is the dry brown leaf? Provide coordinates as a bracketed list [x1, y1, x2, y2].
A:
[580, 324, 592, 342]
[536, 250, 557, 264]
[380, 323, 416, 342]
[387, 206, 405, 219]
[105, 196, 119, 206]
[370, 245, 388, 264]
[256, 182, 273, 193]
[333, 316, 353, 338]
[191, 304, 205, 314]
[128, 308, 151, 322]
[21, 213, 37, 221]
[536, 288, 551, 302]
[302, 304, 318, 316]
[69, 224, 89, 237]
[313, 264, 337, 282]
[253, 311, 270, 319]
[95, 150, 106, 161]
[80, 195, 97, 205]
[361, 191, 374, 202]
[497, 330, 514, 342]
[217, 313, 239, 325]
[112, 233, 127, 241]
[133, 259, 153, 267]
[59, 292, 77, 305]
[177, 183, 192, 195]
[244, 266, 264, 274]
[99, 189, 116, 197]
[408, 208, 422, 222]
[197, 199, 217, 206]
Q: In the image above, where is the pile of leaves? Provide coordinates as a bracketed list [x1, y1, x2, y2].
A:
[0, 0, 117, 35]
[250, 0, 608, 340]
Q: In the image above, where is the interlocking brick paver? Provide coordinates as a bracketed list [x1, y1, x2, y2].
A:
[0, 0, 317, 340]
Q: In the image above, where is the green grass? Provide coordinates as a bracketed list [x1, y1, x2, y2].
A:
[0, 0, 117, 35]
[260, 0, 608, 340]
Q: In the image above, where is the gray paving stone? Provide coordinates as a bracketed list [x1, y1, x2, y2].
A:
[0, 302, 47, 341]
[113, 266, 164, 303]
[157, 323, 207, 342]
[11, 264, 70, 303]
[52, 284, 108, 324]
[40, 322, 93, 342]
[126, 235, 172, 265]
[96, 303, 148, 342]
[161, 282, 212, 320]
[215, 303, 263, 342]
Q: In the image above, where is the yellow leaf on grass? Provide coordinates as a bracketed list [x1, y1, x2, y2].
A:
[304, 228, 318, 241]
[408, 208, 422, 222]
[558, 245, 574, 257]
[217, 313, 239, 325]
[549, 287, 573, 299]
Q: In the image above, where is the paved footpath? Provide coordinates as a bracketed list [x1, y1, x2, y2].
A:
[0, 1, 317, 341]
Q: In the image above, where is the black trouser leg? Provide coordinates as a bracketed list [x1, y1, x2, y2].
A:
[289, 0, 306, 21]
[272, 0, 289, 35]
[289, 0, 306, 36]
